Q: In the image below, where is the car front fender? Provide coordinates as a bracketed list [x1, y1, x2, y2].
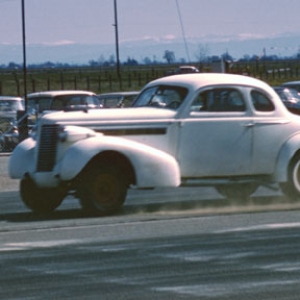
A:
[275, 134, 300, 182]
[9, 137, 36, 179]
[56, 135, 181, 188]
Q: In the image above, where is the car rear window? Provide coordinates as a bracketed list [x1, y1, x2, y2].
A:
[251, 90, 275, 112]
[191, 88, 246, 112]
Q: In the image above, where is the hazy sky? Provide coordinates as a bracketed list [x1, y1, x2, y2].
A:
[1, 0, 300, 46]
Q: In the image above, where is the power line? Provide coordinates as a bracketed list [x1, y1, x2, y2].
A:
[175, 0, 190, 63]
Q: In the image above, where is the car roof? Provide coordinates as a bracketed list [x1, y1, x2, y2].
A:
[273, 86, 293, 91]
[178, 65, 199, 70]
[145, 73, 273, 92]
[282, 81, 300, 85]
[97, 91, 139, 98]
[0, 96, 23, 101]
[27, 90, 96, 98]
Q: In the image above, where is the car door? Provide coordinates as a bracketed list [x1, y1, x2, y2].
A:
[250, 89, 291, 174]
[176, 87, 253, 178]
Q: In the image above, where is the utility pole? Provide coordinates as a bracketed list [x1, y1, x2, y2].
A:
[21, 0, 27, 107]
[175, 0, 190, 63]
[19, 0, 28, 140]
[113, 0, 120, 79]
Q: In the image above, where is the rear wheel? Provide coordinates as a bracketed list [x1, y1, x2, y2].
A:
[20, 178, 65, 213]
[280, 155, 300, 201]
[78, 164, 127, 215]
[216, 183, 258, 201]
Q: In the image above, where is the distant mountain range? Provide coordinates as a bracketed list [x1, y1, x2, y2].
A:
[1, 32, 299, 65]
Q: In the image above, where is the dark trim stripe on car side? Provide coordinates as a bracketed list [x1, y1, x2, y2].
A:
[94, 127, 167, 136]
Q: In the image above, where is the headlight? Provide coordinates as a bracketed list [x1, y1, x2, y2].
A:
[58, 125, 97, 143]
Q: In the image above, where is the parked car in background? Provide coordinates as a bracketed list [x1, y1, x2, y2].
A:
[273, 86, 300, 115]
[0, 96, 24, 151]
[27, 90, 101, 118]
[174, 65, 200, 74]
[97, 91, 139, 108]
[282, 81, 300, 95]
[9, 73, 300, 215]
[165, 65, 200, 76]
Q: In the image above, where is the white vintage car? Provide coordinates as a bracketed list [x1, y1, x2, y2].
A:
[8, 73, 300, 214]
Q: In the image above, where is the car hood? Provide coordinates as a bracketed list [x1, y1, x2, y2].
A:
[42, 107, 177, 125]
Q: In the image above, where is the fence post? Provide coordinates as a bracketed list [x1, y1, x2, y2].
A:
[118, 75, 122, 90]
[86, 76, 90, 90]
[47, 77, 50, 91]
[109, 74, 112, 91]
[60, 72, 64, 90]
[16, 79, 20, 96]
[128, 74, 131, 88]
[31, 79, 35, 93]
[98, 75, 101, 92]
[74, 76, 77, 90]
[0, 81, 2, 95]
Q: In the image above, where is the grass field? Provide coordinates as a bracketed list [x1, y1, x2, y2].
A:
[1, 60, 300, 96]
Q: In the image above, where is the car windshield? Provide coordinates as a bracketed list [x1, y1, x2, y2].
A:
[0, 100, 23, 112]
[284, 89, 300, 101]
[132, 85, 188, 110]
[52, 95, 99, 111]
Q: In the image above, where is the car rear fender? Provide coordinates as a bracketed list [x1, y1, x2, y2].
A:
[275, 134, 300, 182]
[56, 135, 181, 188]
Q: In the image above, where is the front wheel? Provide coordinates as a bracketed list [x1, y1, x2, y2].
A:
[20, 178, 65, 213]
[77, 164, 127, 215]
[280, 155, 300, 201]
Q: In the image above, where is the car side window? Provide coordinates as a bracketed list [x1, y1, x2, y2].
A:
[28, 97, 52, 113]
[191, 88, 245, 112]
[133, 85, 188, 109]
[86, 96, 100, 106]
[251, 90, 275, 112]
[52, 96, 82, 110]
[133, 86, 157, 107]
[51, 97, 64, 110]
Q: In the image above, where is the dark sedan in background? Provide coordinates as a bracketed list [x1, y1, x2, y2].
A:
[282, 80, 300, 95]
[273, 86, 300, 115]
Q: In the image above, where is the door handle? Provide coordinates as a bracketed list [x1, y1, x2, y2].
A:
[243, 122, 254, 128]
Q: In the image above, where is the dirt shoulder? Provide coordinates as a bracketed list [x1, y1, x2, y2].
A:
[0, 155, 18, 192]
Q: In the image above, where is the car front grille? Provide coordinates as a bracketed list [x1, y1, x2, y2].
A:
[36, 124, 59, 172]
[0, 118, 13, 133]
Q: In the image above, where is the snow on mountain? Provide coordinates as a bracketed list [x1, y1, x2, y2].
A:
[0, 32, 299, 65]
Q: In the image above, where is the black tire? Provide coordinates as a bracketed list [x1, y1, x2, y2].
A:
[216, 183, 258, 200]
[20, 178, 65, 213]
[77, 164, 127, 215]
[280, 155, 300, 201]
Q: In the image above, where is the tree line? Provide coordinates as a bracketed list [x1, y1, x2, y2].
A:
[2, 44, 300, 71]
